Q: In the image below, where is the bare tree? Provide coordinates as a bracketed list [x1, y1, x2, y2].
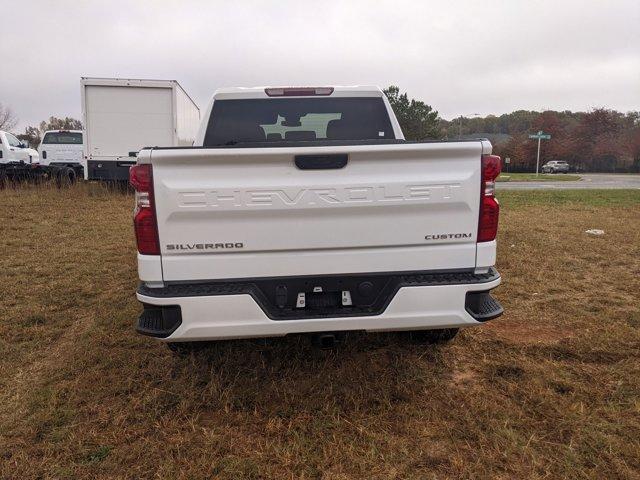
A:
[0, 103, 18, 131]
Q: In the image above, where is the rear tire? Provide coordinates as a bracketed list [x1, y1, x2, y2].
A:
[55, 167, 76, 188]
[410, 328, 459, 344]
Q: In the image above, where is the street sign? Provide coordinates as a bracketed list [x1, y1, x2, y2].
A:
[529, 131, 551, 176]
[504, 157, 511, 164]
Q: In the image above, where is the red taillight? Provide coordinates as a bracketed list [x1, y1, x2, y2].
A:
[130, 163, 151, 191]
[265, 87, 334, 97]
[478, 154, 501, 242]
[130, 164, 160, 255]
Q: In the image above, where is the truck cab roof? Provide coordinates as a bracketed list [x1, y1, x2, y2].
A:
[212, 85, 385, 100]
[43, 129, 82, 134]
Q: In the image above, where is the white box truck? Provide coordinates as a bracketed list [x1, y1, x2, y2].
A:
[81, 77, 200, 181]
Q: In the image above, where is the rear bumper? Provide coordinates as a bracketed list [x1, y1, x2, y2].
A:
[136, 269, 503, 341]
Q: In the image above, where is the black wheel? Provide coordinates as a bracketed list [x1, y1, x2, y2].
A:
[55, 167, 76, 188]
[410, 328, 459, 344]
[0, 169, 6, 189]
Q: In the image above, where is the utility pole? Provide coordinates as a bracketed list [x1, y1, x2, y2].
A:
[457, 113, 480, 139]
[536, 136, 542, 176]
[528, 130, 551, 176]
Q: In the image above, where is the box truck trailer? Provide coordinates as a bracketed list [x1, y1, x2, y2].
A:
[81, 77, 200, 181]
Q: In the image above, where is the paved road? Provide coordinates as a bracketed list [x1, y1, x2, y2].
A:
[497, 173, 640, 190]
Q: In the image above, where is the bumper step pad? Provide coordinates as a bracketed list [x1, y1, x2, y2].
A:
[136, 305, 182, 338]
[465, 291, 504, 322]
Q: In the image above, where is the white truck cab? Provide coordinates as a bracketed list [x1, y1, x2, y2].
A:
[38, 130, 83, 168]
[131, 86, 503, 350]
[0, 131, 40, 164]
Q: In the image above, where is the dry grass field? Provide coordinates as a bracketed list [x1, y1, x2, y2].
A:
[1, 184, 639, 479]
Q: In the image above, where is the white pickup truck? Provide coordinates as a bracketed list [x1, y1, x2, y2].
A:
[1, 130, 82, 186]
[131, 86, 503, 349]
[38, 130, 83, 168]
[0, 131, 40, 164]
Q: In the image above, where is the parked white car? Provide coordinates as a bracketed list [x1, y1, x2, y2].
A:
[0, 131, 40, 164]
[38, 130, 83, 169]
[541, 160, 570, 173]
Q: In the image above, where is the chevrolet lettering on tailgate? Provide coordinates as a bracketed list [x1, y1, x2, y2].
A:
[176, 184, 462, 209]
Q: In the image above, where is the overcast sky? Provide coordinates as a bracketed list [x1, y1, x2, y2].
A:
[1, 0, 639, 131]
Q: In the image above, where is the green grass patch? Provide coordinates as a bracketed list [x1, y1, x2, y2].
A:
[497, 173, 581, 182]
[83, 446, 112, 464]
[497, 189, 640, 208]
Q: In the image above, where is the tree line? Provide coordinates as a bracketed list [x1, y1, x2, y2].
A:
[442, 109, 640, 173]
[384, 87, 639, 172]
[4, 89, 640, 172]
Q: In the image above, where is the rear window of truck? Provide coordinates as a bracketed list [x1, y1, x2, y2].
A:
[42, 132, 83, 144]
[203, 97, 394, 146]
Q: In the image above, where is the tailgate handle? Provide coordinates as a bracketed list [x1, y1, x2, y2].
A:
[295, 154, 348, 170]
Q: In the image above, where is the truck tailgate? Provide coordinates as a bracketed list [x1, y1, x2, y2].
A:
[150, 141, 484, 281]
